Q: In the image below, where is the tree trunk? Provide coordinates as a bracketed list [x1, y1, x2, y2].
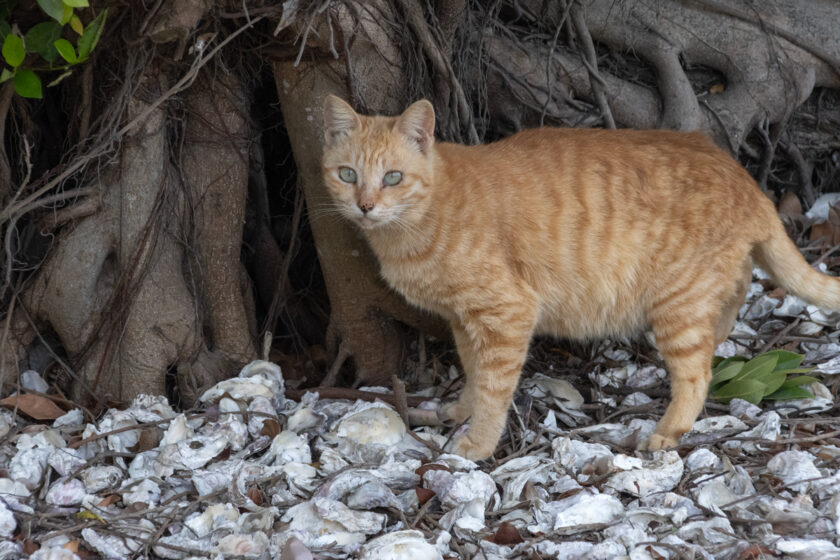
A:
[273, 1, 449, 386]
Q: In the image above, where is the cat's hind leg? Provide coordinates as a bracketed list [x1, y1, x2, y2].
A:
[714, 257, 752, 345]
[644, 312, 717, 450]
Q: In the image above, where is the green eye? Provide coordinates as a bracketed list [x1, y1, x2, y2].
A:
[339, 167, 357, 183]
[383, 171, 403, 186]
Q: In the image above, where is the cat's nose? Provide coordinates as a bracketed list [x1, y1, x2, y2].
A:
[358, 201, 375, 214]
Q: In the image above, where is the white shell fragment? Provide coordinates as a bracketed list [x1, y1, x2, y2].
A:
[360, 530, 441, 560]
[606, 450, 683, 497]
[199, 359, 285, 403]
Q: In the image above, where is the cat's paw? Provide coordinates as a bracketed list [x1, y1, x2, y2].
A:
[439, 401, 470, 424]
[449, 433, 496, 461]
[640, 433, 679, 451]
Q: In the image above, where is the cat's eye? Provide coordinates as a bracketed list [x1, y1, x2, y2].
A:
[338, 167, 357, 183]
[383, 171, 403, 186]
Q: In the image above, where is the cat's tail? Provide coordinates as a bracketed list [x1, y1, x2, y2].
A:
[753, 221, 840, 310]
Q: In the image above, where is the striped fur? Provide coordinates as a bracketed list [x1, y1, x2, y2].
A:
[321, 96, 840, 460]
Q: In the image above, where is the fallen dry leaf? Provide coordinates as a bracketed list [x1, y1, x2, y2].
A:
[778, 191, 802, 219]
[415, 463, 450, 477]
[23, 540, 39, 554]
[415, 487, 435, 506]
[260, 418, 282, 439]
[97, 494, 121, 507]
[491, 522, 524, 545]
[0, 393, 65, 420]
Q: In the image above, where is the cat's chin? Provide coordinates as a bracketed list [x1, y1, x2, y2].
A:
[356, 216, 388, 231]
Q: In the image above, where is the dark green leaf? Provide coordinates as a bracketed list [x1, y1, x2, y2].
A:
[62, 0, 89, 6]
[37, 0, 65, 22]
[713, 356, 748, 372]
[765, 350, 804, 371]
[764, 385, 814, 401]
[53, 38, 76, 63]
[24, 22, 62, 61]
[732, 353, 778, 383]
[0, 20, 11, 43]
[2, 33, 24, 67]
[771, 367, 814, 376]
[710, 361, 745, 388]
[761, 371, 788, 396]
[712, 378, 767, 404]
[13, 69, 42, 98]
[784, 375, 819, 387]
[0, 68, 13, 83]
[77, 9, 106, 59]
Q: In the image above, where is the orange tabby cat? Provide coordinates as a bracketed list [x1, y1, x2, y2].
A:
[321, 95, 840, 460]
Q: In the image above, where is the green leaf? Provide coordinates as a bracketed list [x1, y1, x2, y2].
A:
[0, 68, 13, 83]
[53, 38, 76, 63]
[37, 0, 65, 22]
[0, 20, 11, 43]
[60, 4, 73, 24]
[712, 378, 767, 404]
[765, 349, 805, 371]
[13, 69, 42, 99]
[764, 385, 814, 401]
[710, 361, 745, 388]
[2, 33, 24, 67]
[761, 370, 788, 397]
[784, 375, 820, 387]
[62, 0, 89, 6]
[24, 21, 62, 61]
[77, 9, 106, 59]
[69, 15, 84, 35]
[731, 353, 779, 383]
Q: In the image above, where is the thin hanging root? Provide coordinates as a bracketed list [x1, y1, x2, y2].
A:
[319, 340, 351, 388]
[570, 2, 616, 129]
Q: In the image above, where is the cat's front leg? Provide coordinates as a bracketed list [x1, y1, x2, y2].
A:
[448, 305, 536, 461]
[440, 321, 477, 423]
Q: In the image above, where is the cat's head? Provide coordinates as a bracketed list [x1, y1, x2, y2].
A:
[321, 95, 436, 231]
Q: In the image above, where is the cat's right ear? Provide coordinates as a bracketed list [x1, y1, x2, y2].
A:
[323, 95, 361, 147]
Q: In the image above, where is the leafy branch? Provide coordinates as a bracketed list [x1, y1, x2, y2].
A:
[0, 0, 106, 98]
[710, 350, 817, 405]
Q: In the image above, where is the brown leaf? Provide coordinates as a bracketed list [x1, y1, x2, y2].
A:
[63, 540, 79, 553]
[767, 287, 787, 301]
[247, 486, 264, 506]
[23, 540, 39, 554]
[415, 463, 450, 477]
[260, 419, 282, 439]
[491, 522, 524, 545]
[777, 191, 802, 219]
[810, 221, 840, 246]
[97, 494, 121, 507]
[128, 428, 159, 453]
[415, 487, 435, 505]
[0, 394, 66, 420]
[709, 83, 725, 94]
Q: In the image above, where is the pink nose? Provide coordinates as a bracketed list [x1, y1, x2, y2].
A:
[359, 201, 375, 214]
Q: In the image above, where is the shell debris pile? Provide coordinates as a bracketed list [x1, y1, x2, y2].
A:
[4, 199, 840, 558]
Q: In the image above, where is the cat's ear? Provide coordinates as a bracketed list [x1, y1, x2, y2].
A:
[323, 95, 361, 147]
[395, 99, 435, 154]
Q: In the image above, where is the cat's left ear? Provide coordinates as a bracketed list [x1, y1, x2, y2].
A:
[323, 95, 361, 147]
[395, 99, 435, 155]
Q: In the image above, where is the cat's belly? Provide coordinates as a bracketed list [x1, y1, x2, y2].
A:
[534, 292, 646, 340]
